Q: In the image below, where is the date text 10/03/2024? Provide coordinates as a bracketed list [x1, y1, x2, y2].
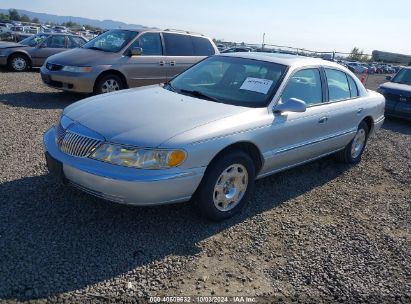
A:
[149, 296, 257, 303]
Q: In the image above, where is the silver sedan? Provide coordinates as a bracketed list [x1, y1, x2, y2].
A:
[43, 53, 385, 221]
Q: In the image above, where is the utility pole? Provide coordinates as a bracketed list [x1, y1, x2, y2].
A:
[262, 33, 265, 51]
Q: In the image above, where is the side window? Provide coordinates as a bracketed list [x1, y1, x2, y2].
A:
[281, 69, 322, 105]
[67, 36, 86, 48]
[347, 74, 359, 97]
[163, 33, 194, 56]
[130, 33, 162, 55]
[325, 69, 351, 101]
[191, 36, 215, 56]
[46, 35, 66, 48]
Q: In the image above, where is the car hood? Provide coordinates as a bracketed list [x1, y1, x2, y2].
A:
[63, 85, 251, 147]
[380, 82, 411, 95]
[46, 47, 118, 66]
[0, 42, 24, 49]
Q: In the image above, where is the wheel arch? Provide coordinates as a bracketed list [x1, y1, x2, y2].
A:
[208, 141, 264, 174]
[362, 116, 374, 134]
[93, 69, 128, 92]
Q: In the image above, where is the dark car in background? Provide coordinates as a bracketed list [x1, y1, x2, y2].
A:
[378, 67, 411, 120]
[0, 33, 87, 71]
[221, 47, 254, 53]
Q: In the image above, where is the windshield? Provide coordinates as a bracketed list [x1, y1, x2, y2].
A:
[169, 56, 288, 107]
[82, 30, 138, 52]
[391, 68, 411, 85]
[19, 33, 50, 47]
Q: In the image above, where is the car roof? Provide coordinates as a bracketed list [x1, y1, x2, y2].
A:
[107, 28, 206, 37]
[219, 52, 342, 68]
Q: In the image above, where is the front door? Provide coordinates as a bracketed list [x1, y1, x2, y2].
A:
[119, 32, 167, 88]
[30, 35, 67, 66]
[261, 68, 333, 175]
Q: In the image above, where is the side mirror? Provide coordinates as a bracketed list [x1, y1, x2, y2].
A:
[37, 43, 46, 48]
[130, 47, 143, 56]
[385, 75, 392, 81]
[273, 98, 307, 113]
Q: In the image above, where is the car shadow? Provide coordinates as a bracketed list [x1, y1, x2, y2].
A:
[0, 67, 40, 73]
[0, 156, 349, 300]
[382, 117, 411, 135]
[0, 91, 86, 110]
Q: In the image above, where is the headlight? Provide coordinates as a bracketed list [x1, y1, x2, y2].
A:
[62, 66, 92, 73]
[90, 143, 186, 169]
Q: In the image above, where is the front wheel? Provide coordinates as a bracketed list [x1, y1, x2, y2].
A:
[335, 121, 369, 164]
[8, 54, 29, 72]
[95, 74, 124, 94]
[194, 151, 256, 221]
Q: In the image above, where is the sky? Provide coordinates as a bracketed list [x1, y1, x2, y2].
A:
[1, 0, 410, 55]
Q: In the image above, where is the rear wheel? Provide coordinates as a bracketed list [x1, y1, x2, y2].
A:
[95, 74, 124, 94]
[8, 54, 29, 72]
[195, 151, 255, 221]
[336, 121, 369, 164]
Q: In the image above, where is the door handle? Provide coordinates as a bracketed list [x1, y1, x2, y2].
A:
[318, 117, 328, 124]
[169, 61, 176, 66]
[159, 61, 165, 66]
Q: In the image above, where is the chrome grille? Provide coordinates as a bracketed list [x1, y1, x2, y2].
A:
[56, 127, 101, 157]
[56, 123, 66, 145]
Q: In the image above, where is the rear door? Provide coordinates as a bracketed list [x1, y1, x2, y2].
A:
[316, 68, 365, 151]
[119, 32, 167, 87]
[163, 33, 214, 80]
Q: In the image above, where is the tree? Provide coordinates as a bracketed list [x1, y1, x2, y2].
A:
[20, 14, 31, 22]
[62, 21, 80, 28]
[32, 17, 40, 24]
[0, 13, 9, 20]
[347, 47, 370, 62]
[8, 9, 20, 21]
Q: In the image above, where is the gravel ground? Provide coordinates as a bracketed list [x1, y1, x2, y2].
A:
[0, 70, 410, 303]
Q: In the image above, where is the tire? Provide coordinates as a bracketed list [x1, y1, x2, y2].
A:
[194, 150, 256, 221]
[95, 74, 124, 94]
[335, 121, 369, 164]
[8, 54, 29, 72]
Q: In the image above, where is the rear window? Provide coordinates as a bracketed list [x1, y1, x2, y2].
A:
[191, 36, 215, 56]
[347, 74, 359, 97]
[325, 69, 351, 101]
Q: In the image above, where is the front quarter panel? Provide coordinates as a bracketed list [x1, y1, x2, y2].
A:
[161, 108, 273, 170]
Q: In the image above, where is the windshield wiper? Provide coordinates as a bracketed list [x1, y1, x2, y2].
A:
[179, 89, 221, 102]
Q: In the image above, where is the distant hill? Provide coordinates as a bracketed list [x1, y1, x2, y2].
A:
[0, 8, 153, 30]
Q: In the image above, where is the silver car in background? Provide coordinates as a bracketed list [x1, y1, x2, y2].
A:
[0, 33, 87, 71]
[40, 29, 218, 94]
[43, 53, 385, 221]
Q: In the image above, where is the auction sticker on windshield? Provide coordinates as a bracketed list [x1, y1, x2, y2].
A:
[240, 77, 273, 94]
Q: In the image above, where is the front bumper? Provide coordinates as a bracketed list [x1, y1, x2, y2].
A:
[0, 55, 7, 66]
[40, 66, 97, 93]
[43, 127, 205, 206]
[385, 99, 411, 121]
